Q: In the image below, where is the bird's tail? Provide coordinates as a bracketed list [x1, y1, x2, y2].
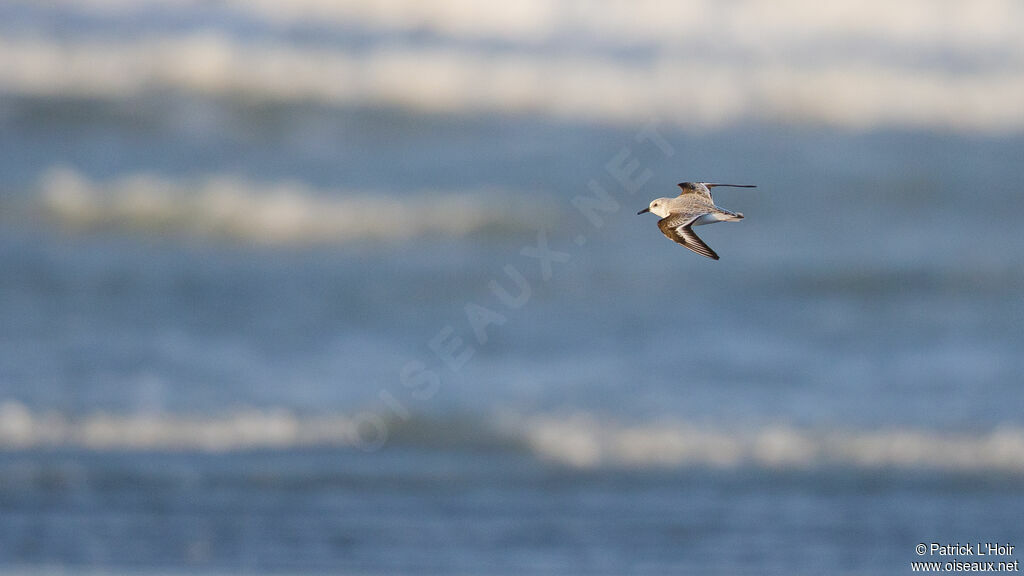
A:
[719, 208, 744, 221]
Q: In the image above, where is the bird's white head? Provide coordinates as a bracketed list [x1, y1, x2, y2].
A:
[637, 198, 672, 218]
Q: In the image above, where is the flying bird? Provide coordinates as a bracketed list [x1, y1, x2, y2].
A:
[637, 182, 756, 260]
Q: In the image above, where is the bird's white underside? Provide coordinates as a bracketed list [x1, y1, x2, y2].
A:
[693, 212, 731, 226]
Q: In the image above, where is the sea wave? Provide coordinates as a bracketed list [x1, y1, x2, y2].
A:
[1, 30, 1022, 132]
[2, 402, 1022, 473]
[0, 402, 364, 452]
[519, 415, 1024, 472]
[10, 0, 1024, 54]
[35, 166, 548, 244]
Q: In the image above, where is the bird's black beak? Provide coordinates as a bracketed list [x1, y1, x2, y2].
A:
[637, 207, 650, 215]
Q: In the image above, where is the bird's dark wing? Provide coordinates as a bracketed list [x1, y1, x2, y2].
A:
[703, 183, 757, 189]
[676, 182, 712, 200]
[657, 213, 720, 260]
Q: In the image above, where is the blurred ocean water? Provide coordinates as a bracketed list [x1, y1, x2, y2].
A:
[1, 1, 1023, 574]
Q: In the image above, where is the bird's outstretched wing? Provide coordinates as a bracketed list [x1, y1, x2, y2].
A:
[677, 182, 757, 201]
[676, 182, 712, 200]
[703, 183, 757, 189]
[657, 213, 720, 260]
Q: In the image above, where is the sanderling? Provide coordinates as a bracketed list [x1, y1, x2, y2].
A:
[637, 182, 755, 260]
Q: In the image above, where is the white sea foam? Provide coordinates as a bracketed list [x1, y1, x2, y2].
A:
[2, 402, 1022, 473]
[0, 401, 364, 451]
[1, 21, 1023, 132]
[17, 0, 1024, 54]
[519, 415, 1024, 472]
[37, 166, 545, 244]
